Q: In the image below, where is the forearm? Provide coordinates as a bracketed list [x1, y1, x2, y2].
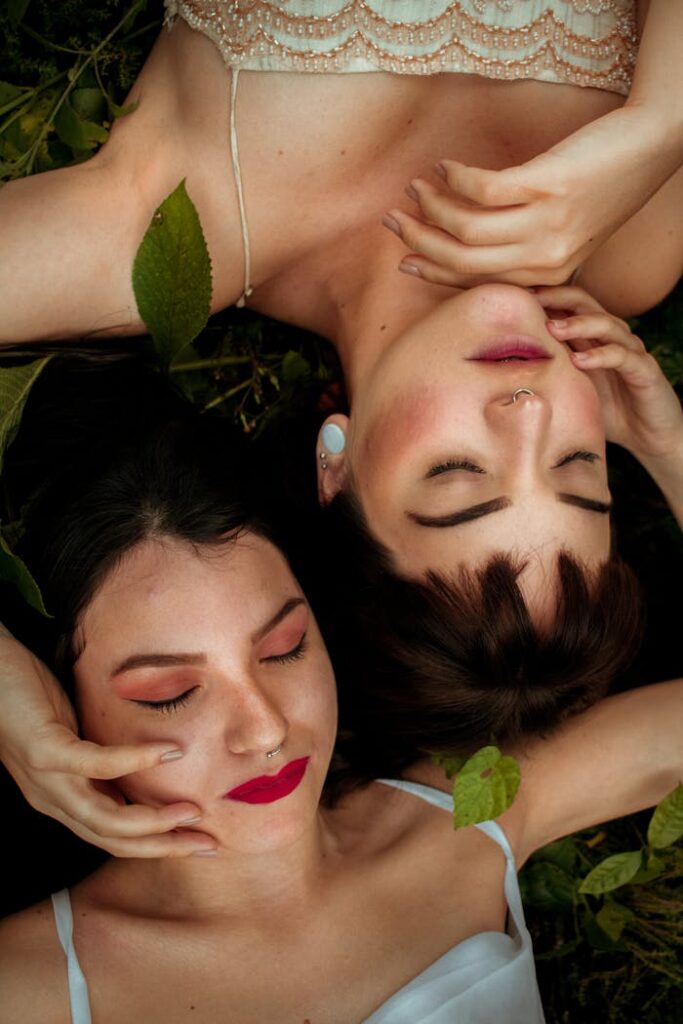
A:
[628, 0, 683, 142]
[0, 158, 144, 346]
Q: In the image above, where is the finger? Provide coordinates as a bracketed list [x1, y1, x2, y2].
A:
[570, 344, 662, 387]
[58, 810, 218, 858]
[384, 209, 526, 276]
[547, 314, 644, 353]
[398, 255, 550, 290]
[407, 178, 531, 246]
[38, 779, 205, 839]
[31, 729, 185, 779]
[437, 160, 536, 207]
[532, 286, 610, 318]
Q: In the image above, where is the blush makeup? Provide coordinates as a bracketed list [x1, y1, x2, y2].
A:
[225, 757, 310, 805]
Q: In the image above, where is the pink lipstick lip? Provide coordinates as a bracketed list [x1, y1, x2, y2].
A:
[469, 336, 552, 362]
[225, 756, 310, 805]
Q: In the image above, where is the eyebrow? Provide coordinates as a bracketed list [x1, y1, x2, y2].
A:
[109, 597, 306, 677]
[407, 493, 612, 529]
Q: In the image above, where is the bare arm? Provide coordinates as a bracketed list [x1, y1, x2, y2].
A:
[504, 678, 683, 864]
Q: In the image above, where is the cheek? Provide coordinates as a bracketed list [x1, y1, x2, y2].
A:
[562, 375, 605, 432]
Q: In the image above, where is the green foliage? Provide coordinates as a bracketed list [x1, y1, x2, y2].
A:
[132, 179, 213, 365]
[523, 790, 683, 1023]
[0, 356, 51, 474]
[433, 745, 521, 828]
[648, 783, 683, 849]
[0, 0, 158, 179]
[0, 529, 49, 615]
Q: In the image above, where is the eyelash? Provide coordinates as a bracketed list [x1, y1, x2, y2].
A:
[428, 450, 599, 477]
[131, 636, 309, 712]
[265, 633, 308, 665]
[133, 689, 197, 713]
[427, 459, 484, 477]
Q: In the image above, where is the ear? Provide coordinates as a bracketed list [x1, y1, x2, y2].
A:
[316, 414, 350, 507]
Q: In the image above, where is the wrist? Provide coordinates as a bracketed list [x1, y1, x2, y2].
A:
[635, 433, 683, 499]
[622, 99, 683, 161]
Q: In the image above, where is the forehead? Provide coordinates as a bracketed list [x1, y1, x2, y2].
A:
[78, 534, 296, 639]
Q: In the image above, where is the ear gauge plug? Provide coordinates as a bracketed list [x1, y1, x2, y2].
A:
[321, 423, 346, 454]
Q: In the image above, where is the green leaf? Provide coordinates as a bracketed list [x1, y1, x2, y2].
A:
[54, 97, 109, 151]
[71, 88, 106, 124]
[578, 850, 643, 896]
[106, 94, 139, 121]
[7, 0, 31, 27]
[0, 357, 52, 474]
[630, 851, 666, 885]
[648, 783, 683, 850]
[431, 751, 467, 780]
[452, 745, 520, 828]
[583, 910, 625, 952]
[519, 862, 575, 912]
[531, 837, 578, 874]
[0, 531, 49, 616]
[0, 82, 24, 108]
[281, 351, 311, 383]
[595, 900, 635, 943]
[132, 180, 213, 365]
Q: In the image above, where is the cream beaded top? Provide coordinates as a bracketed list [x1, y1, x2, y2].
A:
[164, 0, 637, 95]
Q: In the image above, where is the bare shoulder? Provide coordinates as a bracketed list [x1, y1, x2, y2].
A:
[0, 899, 71, 1024]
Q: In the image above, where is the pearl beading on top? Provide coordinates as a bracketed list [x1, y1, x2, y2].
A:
[164, 0, 636, 95]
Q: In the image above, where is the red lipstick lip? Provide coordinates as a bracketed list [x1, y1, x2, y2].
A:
[225, 757, 310, 805]
[469, 337, 552, 362]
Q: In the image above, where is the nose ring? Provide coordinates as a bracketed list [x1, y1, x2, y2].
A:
[265, 744, 283, 760]
[511, 387, 535, 403]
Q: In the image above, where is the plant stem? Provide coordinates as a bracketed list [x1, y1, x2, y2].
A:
[170, 355, 253, 372]
[204, 379, 251, 411]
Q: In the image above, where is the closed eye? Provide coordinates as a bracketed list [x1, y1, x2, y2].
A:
[426, 459, 486, 479]
[554, 450, 600, 468]
[132, 687, 198, 713]
[262, 633, 308, 665]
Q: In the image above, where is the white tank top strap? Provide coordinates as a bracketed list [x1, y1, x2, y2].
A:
[51, 889, 93, 1024]
[376, 778, 527, 937]
[229, 67, 253, 309]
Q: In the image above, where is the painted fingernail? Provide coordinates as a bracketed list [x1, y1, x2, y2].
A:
[160, 749, 184, 763]
[434, 162, 447, 179]
[178, 815, 202, 826]
[192, 848, 218, 857]
[382, 214, 401, 236]
[399, 262, 422, 278]
[405, 184, 419, 201]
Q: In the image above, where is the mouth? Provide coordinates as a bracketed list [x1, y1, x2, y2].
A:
[224, 756, 310, 805]
[468, 336, 552, 363]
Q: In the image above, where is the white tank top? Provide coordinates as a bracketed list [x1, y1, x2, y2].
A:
[50, 778, 545, 1023]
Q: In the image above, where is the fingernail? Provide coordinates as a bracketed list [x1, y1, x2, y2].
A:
[192, 848, 218, 857]
[573, 351, 591, 361]
[160, 749, 183, 763]
[399, 262, 422, 278]
[548, 319, 567, 328]
[404, 184, 419, 201]
[434, 162, 447, 179]
[178, 815, 202, 826]
[382, 214, 401, 236]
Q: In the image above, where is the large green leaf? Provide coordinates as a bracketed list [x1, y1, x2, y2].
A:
[0, 531, 49, 616]
[0, 357, 51, 474]
[594, 900, 635, 943]
[648, 783, 683, 850]
[132, 179, 213, 366]
[578, 850, 643, 896]
[54, 97, 108, 151]
[452, 745, 520, 828]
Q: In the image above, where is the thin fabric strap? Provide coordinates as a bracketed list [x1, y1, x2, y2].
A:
[230, 68, 253, 308]
[51, 889, 92, 1024]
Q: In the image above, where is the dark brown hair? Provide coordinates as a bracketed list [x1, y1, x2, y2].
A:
[322, 492, 644, 800]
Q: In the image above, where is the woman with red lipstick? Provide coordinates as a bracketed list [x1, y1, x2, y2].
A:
[0, 406, 682, 1024]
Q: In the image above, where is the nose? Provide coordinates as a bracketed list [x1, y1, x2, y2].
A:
[224, 683, 289, 758]
[485, 387, 550, 441]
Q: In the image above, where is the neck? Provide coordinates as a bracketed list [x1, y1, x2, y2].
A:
[103, 807, 342, 922]
[320, 233, 461, 402]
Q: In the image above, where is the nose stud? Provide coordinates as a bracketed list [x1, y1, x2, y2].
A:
[511, 387, 536, 403]
[265, 744, 283, 760]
